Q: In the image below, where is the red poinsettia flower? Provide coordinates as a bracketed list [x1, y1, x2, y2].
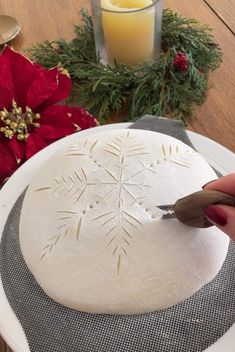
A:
[0, 46, 98, 186]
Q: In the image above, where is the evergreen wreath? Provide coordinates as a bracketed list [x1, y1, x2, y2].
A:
[28, 9, 222, 124]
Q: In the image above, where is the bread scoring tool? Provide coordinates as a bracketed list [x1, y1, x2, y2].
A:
[157, 189, 235, 228]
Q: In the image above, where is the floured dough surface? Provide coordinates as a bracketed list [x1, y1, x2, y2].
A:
[19, 129, 229, 314]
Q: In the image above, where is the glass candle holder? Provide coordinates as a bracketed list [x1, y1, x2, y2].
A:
[90, 0, 163, 67]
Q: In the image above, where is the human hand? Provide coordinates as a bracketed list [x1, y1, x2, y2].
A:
[203, 173, 235, 241]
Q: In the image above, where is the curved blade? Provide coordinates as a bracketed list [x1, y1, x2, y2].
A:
[157, 204, 176, 219]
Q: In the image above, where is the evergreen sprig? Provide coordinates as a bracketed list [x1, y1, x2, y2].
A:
[28, 9, 222, 124]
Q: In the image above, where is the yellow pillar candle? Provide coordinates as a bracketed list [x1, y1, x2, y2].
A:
[101, 0, 155, 66]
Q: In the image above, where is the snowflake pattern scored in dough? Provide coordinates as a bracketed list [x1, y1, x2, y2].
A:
[35, 131, 192, 275]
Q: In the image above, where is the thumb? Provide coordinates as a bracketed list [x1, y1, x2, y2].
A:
[203, 204, 235, 241]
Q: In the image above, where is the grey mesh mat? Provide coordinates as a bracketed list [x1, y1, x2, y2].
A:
[1, 116, 235, 352]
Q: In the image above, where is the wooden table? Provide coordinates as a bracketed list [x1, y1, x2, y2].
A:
[0, 1, 235, 351]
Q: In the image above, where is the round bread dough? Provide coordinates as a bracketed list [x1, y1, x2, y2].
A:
[19, 129, 229, 314]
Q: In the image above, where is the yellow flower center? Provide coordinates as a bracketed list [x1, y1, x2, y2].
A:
[0, 100, 41, 141]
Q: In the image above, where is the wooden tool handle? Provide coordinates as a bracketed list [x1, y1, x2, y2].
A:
[174, 190, 235, 228]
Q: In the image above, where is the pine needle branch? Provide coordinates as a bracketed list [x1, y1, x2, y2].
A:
[28, 8, 222, 124]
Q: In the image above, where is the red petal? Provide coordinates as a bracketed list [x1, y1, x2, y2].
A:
[0, 55, 14, 109]
[0, 139, 18, 184]
[0, 47, 72, 113]
[37, 69, 71, 110]
[26, 133, 47, 159]
[36, 105, 75, 139]
[36, 123, 74, 139]
[0, 46, 39, 108]
[67, 106, 98, 129]
[26, 68, 59, 110]
[8, 136, 26, 162]
[37, 105, 97, 140]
